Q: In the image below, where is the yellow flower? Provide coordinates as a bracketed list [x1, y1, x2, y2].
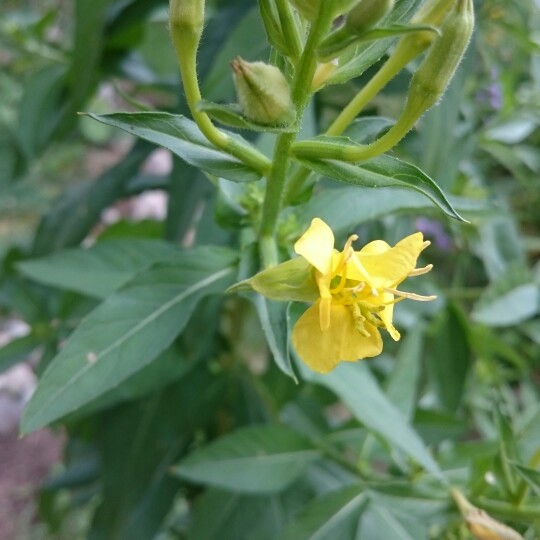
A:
[292, 218, 435, 373]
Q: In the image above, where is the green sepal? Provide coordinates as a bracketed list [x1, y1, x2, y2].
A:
[196, 100, 296, 133]
[228, 257, 318, 302]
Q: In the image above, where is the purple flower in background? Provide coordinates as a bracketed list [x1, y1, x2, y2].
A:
[415, 218, 453, 251]
[476, 68, 503, 110]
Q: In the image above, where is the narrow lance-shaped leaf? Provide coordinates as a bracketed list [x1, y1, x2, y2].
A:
[22, 247, 237, 434]
[299, 362, 443, 478]
[296, 154, 465, 221]
[86, 112, 261, 183]
[254, 296, 297, 382]
[278, 485, 367, 540]
[299, 186, 488, 237]
[19, 239, 181, 299]
[172, 424, 320, 494]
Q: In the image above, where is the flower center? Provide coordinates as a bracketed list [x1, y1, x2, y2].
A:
[327, 234, 386, 337]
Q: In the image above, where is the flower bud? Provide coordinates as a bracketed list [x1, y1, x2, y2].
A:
[451, 489, 524, 540]
[169, 0, 204, 46]
[408, 0, 456, 47]
[345, 0, 395, 35]
[401, 0, 474, 122]
[467, 514, 524, 540]
[231, 57, 294, 126]
[387, 0, 456, 69]
[228, 257, 318, 302]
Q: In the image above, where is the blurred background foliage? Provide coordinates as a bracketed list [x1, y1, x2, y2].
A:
[1, 0, 540, 538]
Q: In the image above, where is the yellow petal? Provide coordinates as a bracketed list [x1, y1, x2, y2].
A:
[358, 239, 391, 255]
[348, 232, 426, 288]
[294, 218, 335, 276]
[292, 302, 383, 373]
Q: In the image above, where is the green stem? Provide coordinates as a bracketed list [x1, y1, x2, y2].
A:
[470, 497, 540, 521]
[275, 0, 303, 62]
[291, 108, 421, 162]
[326, 50, 418, 136]
[259, 4, 335, 266]
[171, 26, 271, 176]
[284, 32, 430, 202]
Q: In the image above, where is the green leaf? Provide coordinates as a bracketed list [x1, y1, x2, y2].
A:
[254, 296, 297, 382]
[484, 116, 539, 145]
[413, 409, 468, 445]
[258, 0, 289, 59]
[197, 100, 296, 133]
[172, 424, 320, 493]
[477, 217, 527, 280]
[299, 363, 443, 478]
[89, 380, 201, 540]
[360, 24, 439, 41]
[427, 305, 471, 412]
[0, 334, 41, 374]
[21, 247, 237, 434]
[343, 117, 394, 144]
[69, 0, 109, 112]
[188, 486, 307, 540]
[318, 23, 438, 61]
[511, 463, 540, 497]
[32, 142, 152, 256]
[296, 154, 465, 221]
[86, 112, 261, 183]
[298, 186, 487, 236]
[17, 64, 68, 158]
[472, 265, 539, 327]
[328, 0, 424, 85]
[358, 502, 421, 540]
[19, 239, 181, 299]
[385, 326, 423, 420]
[277, 485, 367, 540]
[66, 345, 190, 420]
[166, 157, 213, 243]
[367, 483, 450, 522]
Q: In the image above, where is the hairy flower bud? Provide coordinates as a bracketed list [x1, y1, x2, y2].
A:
[169, 0, 204, 46]
[401, 0, 474, 122]
[231, 57, 294, 126]
[345, 0, 395, 35]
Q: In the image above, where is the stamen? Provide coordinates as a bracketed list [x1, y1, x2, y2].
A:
[353, 282, 365, 292]
[422, 240, 431, 250]
[408, 264, 433, 277]
[384, 287, 437, 302]
[333, 234, 358, 274]
[350, 304, 371, 337]
[330, 272, 348, 294]
[330, 234, 358, 294]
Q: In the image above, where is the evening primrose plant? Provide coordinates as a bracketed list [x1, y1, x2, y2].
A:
[16, 0, 540, 538]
